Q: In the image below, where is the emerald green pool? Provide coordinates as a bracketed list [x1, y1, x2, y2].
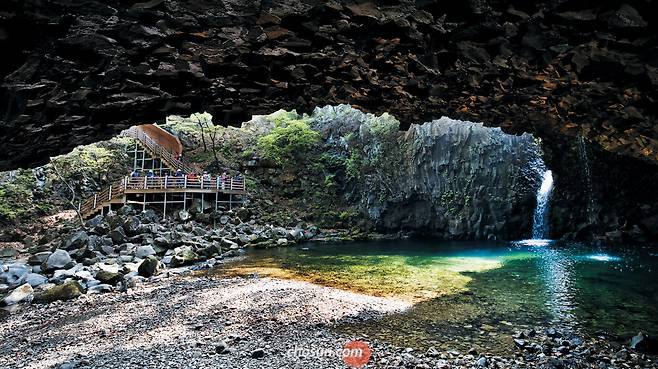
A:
[217, 239, 658, 353]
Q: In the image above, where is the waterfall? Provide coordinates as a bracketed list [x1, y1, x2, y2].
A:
[532, 170, 554, 239]
[577, 137, 596, 223]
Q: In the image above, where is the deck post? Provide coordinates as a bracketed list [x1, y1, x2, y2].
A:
[183, 192, 187, 211]
[108, 186, 112, 201]
[163, 192, 167, 220]
[201, 193, 204, 213]
[184, 176, 188, 189]
[229, 194, 233, 210]
[133, 142, 138, 169]
[93, 194, 97, 209]
[164, 175, 168, 189]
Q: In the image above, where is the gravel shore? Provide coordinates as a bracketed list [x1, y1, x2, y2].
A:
[1, 272, 657, 369]
[0, 272, 409, 369]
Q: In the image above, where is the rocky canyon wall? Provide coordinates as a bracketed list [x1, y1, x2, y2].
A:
[312, 105, 542, 240]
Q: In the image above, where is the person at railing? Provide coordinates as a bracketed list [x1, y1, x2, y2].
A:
[220, 172, 228, 190]
[187, 172, 199, 188]
[202, 171, 211, 188]
[130, 169, 141, 177]
[173, 169, 184, 188]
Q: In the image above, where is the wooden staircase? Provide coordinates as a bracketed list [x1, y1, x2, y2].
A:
[122, 125, 200, 174]
[79, 125, 212, 218]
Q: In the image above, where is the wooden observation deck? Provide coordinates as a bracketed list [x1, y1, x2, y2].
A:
[78, 124, 247, 219]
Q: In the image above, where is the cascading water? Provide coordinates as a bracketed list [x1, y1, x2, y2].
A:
[577, 137, 596, 223]
[532, 170, 554, 239]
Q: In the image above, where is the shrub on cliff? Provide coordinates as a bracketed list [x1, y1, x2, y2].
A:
[257, 116, 320, 167]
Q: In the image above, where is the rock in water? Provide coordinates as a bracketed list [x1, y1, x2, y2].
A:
[630, 332, 658, 354]
[138, 256, 162, 278]
[33, 281, 84, 304]
[1, 283, 33, 306]
[45, 249, 72, 271]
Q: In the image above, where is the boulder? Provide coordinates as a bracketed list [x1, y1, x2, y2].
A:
[170, 246, 198, 267]
[28, 251, 52, 265]
[85, 215, 103, 227]
[25, 273, 48, 287]
[138, 256, 163, 277]
[1, 283, 33, 306]
[118, 204, 135, 216]
[45, 249, 72, 271]
[87, 284, 114, 294]
[176, 210, 191, 221]
[221, 238, 239, 250]
[630, 332, 658, 354]
[140, 209, 160, 224]
[95, 270, 122, 285]
[123, 216, 142, 235]
[198, 243, 220, 258]
[135, 245, 156, 258]
[33, 281, 84, 304]
[0, 263, 29, 287]
[63, 231, 89, 250]
[109, 226, 127, 244]
[235, 207, 250, 222]
[87, 235, 112, 252]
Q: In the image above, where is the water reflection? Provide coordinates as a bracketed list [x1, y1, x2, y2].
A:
[212, 239, 658, 349]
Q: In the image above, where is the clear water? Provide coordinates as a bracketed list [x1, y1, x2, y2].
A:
[214, 239, 658, 353]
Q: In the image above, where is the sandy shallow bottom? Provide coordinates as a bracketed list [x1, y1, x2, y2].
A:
[0, 274, 410, 369]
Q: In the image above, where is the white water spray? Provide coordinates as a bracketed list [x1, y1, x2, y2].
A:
[532, 170, 554, 239]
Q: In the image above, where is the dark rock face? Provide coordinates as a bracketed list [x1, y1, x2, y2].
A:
[1, 0, 657, 171]
[359, 117, 542, 240]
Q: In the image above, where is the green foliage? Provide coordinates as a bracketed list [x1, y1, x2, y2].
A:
[257, 117, 321, 166]
[362, 112, 400, 138]
[0, 170, 36, 222]
[265, 110, 303, 126]
[245, 178, 257, 191]
[345, 151, 362, 179]
[241, 148, 255, 160]
[323, 174, 336, 191]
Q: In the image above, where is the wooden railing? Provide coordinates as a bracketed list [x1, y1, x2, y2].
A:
[123, 176, 246, 192]
[122, 126, 200, 174]
[79, 178, 126, 216]
[79, 176, 246, 217]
